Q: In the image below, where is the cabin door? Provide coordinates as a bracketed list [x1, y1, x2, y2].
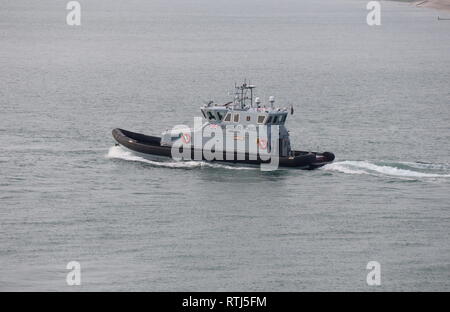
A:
[279, 138, 290, 157]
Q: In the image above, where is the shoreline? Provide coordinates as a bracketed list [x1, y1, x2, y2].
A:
[400, 0, 450, 12]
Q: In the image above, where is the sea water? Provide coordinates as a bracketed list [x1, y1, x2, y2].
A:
[1, 0, 449, 291]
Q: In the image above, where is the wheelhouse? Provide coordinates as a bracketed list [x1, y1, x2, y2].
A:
[201, 108, 288, 126]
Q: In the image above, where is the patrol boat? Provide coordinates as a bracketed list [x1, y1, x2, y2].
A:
[112, 82, 335, 169]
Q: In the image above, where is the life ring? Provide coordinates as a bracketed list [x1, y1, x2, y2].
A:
[181, 133, 191, 144]
[258, 138, 267, 150]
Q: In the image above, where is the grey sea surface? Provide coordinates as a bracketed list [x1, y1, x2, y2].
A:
[1, 0, 449, 291]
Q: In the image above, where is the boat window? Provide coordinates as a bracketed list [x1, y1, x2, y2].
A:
[208, 111, 216, 120]
[280, 115, 287, 124]
[233, 113, 240, 123]
[272, 116, 278, 124]
[246, 116, 251, 122]
[266, 116, 273, 124]
[224, 113, 231, 122]
[257, 115, 265, 124]
[217, 111, 224, 121]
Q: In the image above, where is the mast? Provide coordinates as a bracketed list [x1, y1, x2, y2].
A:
[241, 83, 245, 108]
[233, 82, 256, 109]
[247, 83, 255, 108]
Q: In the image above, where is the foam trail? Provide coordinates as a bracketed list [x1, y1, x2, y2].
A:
[106, 145, 256, 170]
[323, 160, 450, 179]
[397, 161, 450, 171]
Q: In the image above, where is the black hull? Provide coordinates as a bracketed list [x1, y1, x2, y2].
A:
[112, 128, 335, 169]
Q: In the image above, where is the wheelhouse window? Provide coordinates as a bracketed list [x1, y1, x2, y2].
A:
[266, 116, 273, 124]
[207, 111, 216, 120]
[280, 115, 287, 124]
[224, 113, 231, 122]
[217, 111, 224, 121]
[246, 116, 251, 122]
[257, 115, 265, 124]
[272, 116, 278, 124]
[233, 113, 240, 123]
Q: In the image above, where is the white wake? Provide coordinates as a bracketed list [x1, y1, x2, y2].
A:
[106, 145, 256, 170]
[323, 160, 450, 179]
